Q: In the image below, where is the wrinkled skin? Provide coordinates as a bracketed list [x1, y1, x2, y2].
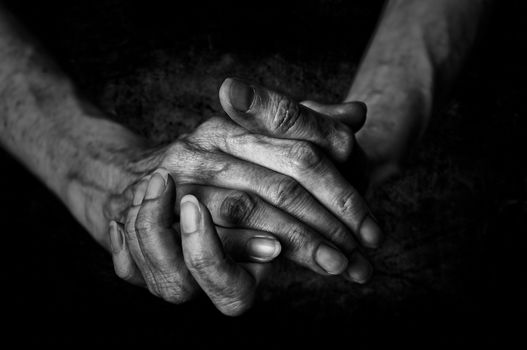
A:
[105, 78, 384, 315]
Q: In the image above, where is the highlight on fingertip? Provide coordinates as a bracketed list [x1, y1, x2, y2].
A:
[359, 215, 384, 248]
[180, 194, 201, 234]
[247, 236, 281, 262]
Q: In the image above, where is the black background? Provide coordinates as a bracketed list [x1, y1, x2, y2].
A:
[2, 0, 526, 347]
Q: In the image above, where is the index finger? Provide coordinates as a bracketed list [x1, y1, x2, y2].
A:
[219, 77, 366, 162]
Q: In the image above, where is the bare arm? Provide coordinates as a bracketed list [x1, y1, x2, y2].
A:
[0, 6, 145, 246]
[346, 0, 490, 184]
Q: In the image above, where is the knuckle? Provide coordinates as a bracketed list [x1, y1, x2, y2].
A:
[161, 141, 192, 168]
[288, 141, 323, 171]
[334, 125, 355, 161]
[227, 129, 260, 148]
[147, 272, 196, 304]
[175, 138, 196, 155]
[166, 139, 190, 155]
[271, 96, 300, 133]
[336, 190, 363, 219]
[220, 191, 258, 225]
[282, 227, 309, 255]
[186, 253, 219, 274]
[185, 117, 227, 150]
[158, 284, 195, 305]
[269, 176, 305, 209]
[135, 217, 155, 236]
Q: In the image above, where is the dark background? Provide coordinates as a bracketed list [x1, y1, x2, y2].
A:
[2, 0, 526, 347]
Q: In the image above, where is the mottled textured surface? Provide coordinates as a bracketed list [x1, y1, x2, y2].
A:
[3, 0, 525, 347]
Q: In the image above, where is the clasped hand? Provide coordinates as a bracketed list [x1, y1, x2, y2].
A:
[105, 78, 383, 315]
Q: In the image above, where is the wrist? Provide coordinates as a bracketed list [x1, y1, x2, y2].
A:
[350, 67, 433, 186]
[61, 118, 157, 245]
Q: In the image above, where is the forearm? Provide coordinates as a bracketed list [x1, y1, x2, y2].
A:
[0, 8, 149, 245]
[346, 0, 489, 179]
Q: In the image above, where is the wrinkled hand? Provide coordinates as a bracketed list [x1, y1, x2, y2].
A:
[219, 78, 382, 248]
[106, 77, 381, 298]
[109, 169, 272, 315]
[108, 113, 376, 280]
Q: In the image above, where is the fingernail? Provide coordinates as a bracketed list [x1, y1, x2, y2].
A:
[247, 236, 281, 262]
[315, 244, 348, 275]
[145, 170, 168, 200]
[228, 78, 254, 112]
[109, 221, 123, 254]
[180, 195, 201, 234]
[359, 216, 383, 248]
[347, 253, 373, 284]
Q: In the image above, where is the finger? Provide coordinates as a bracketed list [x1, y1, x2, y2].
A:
[178, 118, 357, 252]
[178, 184, 350, 275]
[123, 179, 149, 264]
[133, 169, 198, 303]
[216, 227, 281, 263]
[142, 171, 281, 264]
[219, 78, 364, 162]
[108, 220, 145, 286]
[104, 174, 154, 224]
[180, 194, 259, 316]
[346, 252, 373, 284]
[215, 130, 384, 249]
[300, 100, 367, 131]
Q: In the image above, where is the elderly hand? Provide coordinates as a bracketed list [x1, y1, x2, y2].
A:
[105, 77, 382, 311]
[109, 169, 274, 315]
[219, 78, 383, 248]
[107, 96, 378, 280]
